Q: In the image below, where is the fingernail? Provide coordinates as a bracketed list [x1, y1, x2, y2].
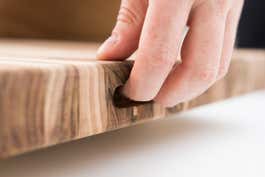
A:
[113, 86, 154, 108]
[97, 33, 119, 59]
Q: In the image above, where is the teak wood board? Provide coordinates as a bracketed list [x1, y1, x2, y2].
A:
[0, 39, 264, 159]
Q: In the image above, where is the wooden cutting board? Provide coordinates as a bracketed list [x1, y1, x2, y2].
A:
[0, 39, 264, 159]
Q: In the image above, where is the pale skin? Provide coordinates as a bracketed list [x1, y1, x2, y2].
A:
[97, 0, 244, 107]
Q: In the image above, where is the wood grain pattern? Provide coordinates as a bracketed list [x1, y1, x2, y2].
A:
[0, 39, 264, 159]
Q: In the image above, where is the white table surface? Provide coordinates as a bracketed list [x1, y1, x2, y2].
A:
[0, 91, 265, 177]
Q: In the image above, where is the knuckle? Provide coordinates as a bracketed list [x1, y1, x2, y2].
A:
[193, 67, 218, 84]
[199, 69, 217, 83]
[147, 46, 177, 69]
[117, 5, 140, 25]
[198, 0, 230, 18]
[150, 55, 176, 70]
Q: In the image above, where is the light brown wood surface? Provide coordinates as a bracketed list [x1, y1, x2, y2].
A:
[0, 0, 120, 41]
[0, 39, 264, 159]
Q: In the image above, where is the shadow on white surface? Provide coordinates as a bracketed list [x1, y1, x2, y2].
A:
[0, 117, 228, 176]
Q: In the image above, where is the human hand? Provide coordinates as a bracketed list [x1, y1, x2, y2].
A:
[97, 0, 244, 107]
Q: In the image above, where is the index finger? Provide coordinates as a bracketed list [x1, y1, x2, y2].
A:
[122, 0, 192, 101]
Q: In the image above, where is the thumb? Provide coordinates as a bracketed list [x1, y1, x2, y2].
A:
[97, 0, 147, 60]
